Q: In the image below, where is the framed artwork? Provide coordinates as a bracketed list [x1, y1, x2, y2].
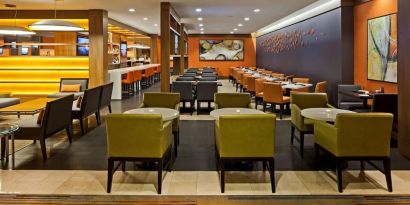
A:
[367, 14, 398, 83]
[199, 40, 244, 61]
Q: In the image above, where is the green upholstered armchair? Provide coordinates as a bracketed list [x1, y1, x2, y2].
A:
[214, 93, 252, 109]
[290, 92, 333, 157]
[215, 114, 276, 193]
[105, 114, 173, 194]
[138, 92, 181, 156]
[314, 113, 393, 193]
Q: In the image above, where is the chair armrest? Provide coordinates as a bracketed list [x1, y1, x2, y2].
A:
[215, 103, 219, 110]
[326, 104, 336, 108]
[315, 121, 337, 136]
[248, 103, 253, 109]
[162, 121, 173, 133]
[174, 103, 180, 111]
[138, 103, 146, 108]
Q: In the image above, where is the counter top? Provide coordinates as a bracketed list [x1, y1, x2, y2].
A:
[108, 64, 160, 74]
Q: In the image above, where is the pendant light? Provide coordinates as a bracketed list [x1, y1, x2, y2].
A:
[0, 4, 36, 35]
[29, 0, 84, 31]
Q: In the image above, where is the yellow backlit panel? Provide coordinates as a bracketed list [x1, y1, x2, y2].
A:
[0, 19, 89, 30]
[0, 83, 60, 95]
[0, 70, 89, 82]
[0, 57, 89, 69]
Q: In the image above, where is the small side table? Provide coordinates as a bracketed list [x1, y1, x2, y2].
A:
[0, 123, 19, 169]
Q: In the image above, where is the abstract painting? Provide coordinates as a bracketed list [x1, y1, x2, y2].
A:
[367, 14, 397, 83]
[200, 40, 243, 61]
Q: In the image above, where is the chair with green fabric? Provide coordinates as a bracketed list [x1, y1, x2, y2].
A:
[215, 114, 276, 193]
[314, 113, 393, 193]
[214, 93, 252, 109]
[138, 92, 180, 156]
[105, 114, 173, 194]
[290, 92, 333, 157]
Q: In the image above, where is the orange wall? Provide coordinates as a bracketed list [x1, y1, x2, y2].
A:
[354, 0, 398, 93]
[188, 35, 256, 77]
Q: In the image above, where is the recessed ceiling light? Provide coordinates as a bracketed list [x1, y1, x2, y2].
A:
[199, 23, 204, 27]
[143, 17, 148, 21]
[128, 8, 135, 12]
[238, 24, 243, 27]
[154, 24, 158, 27]
[200, 28, 204, 31]
[244, 17, 250, 21]
[254, 9, 261, 12]
[197, 17, 203, 21]
[200, 31, 204, 34]
[196, 8, 202, 12]
[230, 31, 234, 34]
[233, 28, 238, 31]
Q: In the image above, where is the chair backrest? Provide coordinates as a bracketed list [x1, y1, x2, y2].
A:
[199, 77, 217, 81]
[106, 114, 165, 158]
[142, 92, 180, 109]
[197, 81, 218, 101]
[100, 83, 113, 109]
[214, 93, 251, 109]
[255, 78, 266, 94]
[133, 70, 142, 81]
[172, 81, 194, 101]
[218, 114, 276, 157]
[183, 72, 196, 76]
[293, 78, 310, 84]
[42, 95, 74, 137]
[337, 84, 362, 104]
[246, 76, 256, 92]
[237, 72, 245, 83]
[176, 77, 194, 81]
[81, 86, 102, 117]
[202, 73, 217, 77]
[291, 92, 329, 109]
[60, 78, 89, 92]
[202, 69, 214, 73]
[263, 82, 284, 103]
[335, 113, 393, 157]
[315, 81, 327, 93]
[371, 93, 398, 123]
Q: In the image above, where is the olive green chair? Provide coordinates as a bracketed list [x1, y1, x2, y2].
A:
[214, 93, 252, 109]
[105, 114, 173, 194]
[138, 92, 180, 156]
[314, 113, 393, 193]
[290, 92, 333, 157]
[215, 114, 276, 193]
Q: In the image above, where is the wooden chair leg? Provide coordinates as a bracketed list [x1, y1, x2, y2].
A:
[107, 158, 114, 193]
[269, 158, 275, 193]
[40, 139, 47, 160]
[0, 137, 5, 160]
[108, 105, 112, 113]
[157, 159, 163, 194]
[122, 161, 126, 172]
[279, 104, 284, 119]
[262, 161, 267, 172]
[174, 133, 178, 157]
[383, 157, 393, 192]
[263, 102, 267, 112]
[300, 133, 305, 157]
[220, 158, 225, 193]
[290, 125, 295, 145]
[79, 119, 85, 135]
[66, 127, 72, 143]
[336, 158, 344, 193]
[360, 160, 366, 172]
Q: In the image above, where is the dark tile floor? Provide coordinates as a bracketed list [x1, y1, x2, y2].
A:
[3, 82, 410, 171]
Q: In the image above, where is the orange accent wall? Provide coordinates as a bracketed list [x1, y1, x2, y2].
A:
[188, 35, 256, 77]
[354, 0, 398, 93]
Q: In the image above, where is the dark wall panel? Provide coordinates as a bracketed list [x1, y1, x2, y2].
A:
[256, 8, 353, 104]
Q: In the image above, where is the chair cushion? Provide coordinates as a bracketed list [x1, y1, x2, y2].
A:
[0, 98, 20, 109]
[283, 96, 290, 103]
[37, 109, 45, 125]
[61, 84, 81, 92]
[47, 92, 83, 99]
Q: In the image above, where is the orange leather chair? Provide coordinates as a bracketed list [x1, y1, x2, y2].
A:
[245, 75, 256, 95]
[154, 66, 161, 82]
[236, 71, 245, 92]
[242, 74, 251, 92]
[315, 81, 327, 93]
[293, 78, 310, 84]
[263, 82, 290, 119]
[122, 72, 134, 98]
[255, 78, 265, 109]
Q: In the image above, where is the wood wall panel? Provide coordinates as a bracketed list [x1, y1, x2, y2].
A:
[160, 2, 171, 92]
[54, 32, 77, 56]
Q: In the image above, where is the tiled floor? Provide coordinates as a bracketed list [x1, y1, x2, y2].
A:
[0, 79, 409, 196]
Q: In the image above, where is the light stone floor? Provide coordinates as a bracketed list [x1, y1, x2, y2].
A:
[1, 170, 410, 195]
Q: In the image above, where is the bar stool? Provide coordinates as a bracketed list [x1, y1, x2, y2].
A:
[133, 70, 142, 92]
[122, 72, 134, 98]
[154, 66, 161, 82]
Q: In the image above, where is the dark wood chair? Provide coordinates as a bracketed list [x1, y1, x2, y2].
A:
[72, 86, 102, 135]
[99, 83, 114, 114]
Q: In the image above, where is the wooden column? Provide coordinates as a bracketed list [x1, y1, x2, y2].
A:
[160, 2, 171, 92]
[150, 34, 160, 64]
[88, 9, 108, 88]
[398, 0, 410, 158]
[179, 24, 186, 74]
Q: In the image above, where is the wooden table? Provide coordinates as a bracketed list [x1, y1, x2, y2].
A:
[339, 90, 373, 108]
[0, 98, 56, 117]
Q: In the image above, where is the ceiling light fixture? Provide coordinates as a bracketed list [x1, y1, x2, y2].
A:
[143, 17, 149, 21]
[233, 28, 238, 31]
[230, 31, 234, 34]
[197, 17, 203, 21]
[238, 23, 243, 27]
[128, 8, 135, 12]
[154, 24, 158, 27]
[254, 9, 261, 12]
[196, 8, 202, 12]
[199, 23, 204, 27]
[200, 28, 204, 31]
[200, 31, 204, 34]
[244, 17, 250, 21]
[30, 0, 84, 31]
[0, 4, 36, 35]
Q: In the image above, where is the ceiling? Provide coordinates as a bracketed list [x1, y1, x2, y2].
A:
[1, 0, 319, 34]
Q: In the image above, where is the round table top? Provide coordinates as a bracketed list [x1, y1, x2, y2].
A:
[124, 108, 179, 121]
[301, 108, 355, 122]
[210, 108, 266, 119]
[0, 123, 19, 136]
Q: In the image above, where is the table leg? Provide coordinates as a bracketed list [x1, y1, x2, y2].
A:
[363, 99, 368, 108]
[11, 133, 14, 169]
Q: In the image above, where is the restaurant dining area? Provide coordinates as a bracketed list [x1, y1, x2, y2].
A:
[0, 0, 410, 204]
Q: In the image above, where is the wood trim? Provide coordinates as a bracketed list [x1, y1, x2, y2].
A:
[160, 2, 171, 92]
[0, 10, 89, 19]
[178, 23, 186, 75]
[108, 18, 149, 36]
[150, 35, 160, 64]
[188, 34, 253, 38]
[88, 10, 108, 87]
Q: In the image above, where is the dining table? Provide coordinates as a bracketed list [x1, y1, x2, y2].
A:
[124, 107, 179, 121]
[301, 108, 356, 122]
[210, 108, 266, 119]
[339, 90, 373, 108]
